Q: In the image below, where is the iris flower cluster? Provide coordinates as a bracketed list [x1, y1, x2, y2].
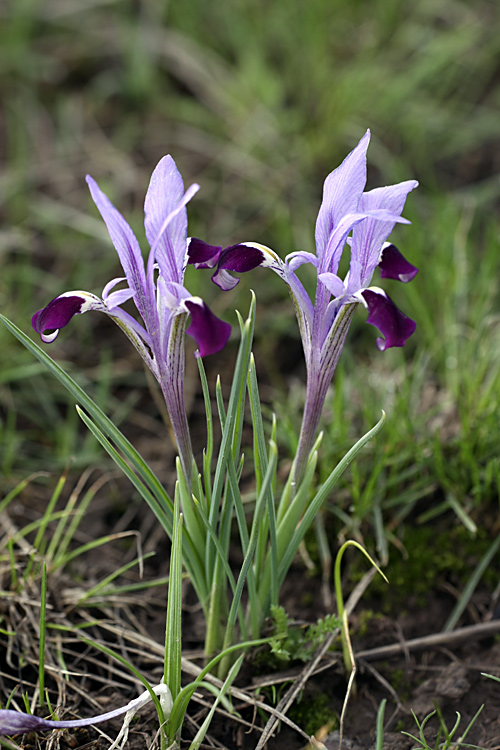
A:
[189, 130, 418, 479]
[31, 130, 417, 485]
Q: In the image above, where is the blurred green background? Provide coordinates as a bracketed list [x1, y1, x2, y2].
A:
[1, 0, 500, 546]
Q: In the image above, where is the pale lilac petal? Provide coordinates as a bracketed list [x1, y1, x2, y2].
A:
[109, 306, 153, 348]
[315, 130, 370, 260]
[150, 184, 200, 275]
[32, 292, 105, 343]
[360, 288, 416, 351]
[86, 176, 153, 326]
[212, 268, 241, 291]
[320, 208, 407, 277]
[360, 181, 418, 220]
[185, 299, 231, 357]
[104, 288, 136, 310]
[351, 180, 418, 286]
[379, 243, 419, 282]
[144, 155, 199, 283]
[317, 272, 346, 298]
[187, 238, 223, 268]
[285, 251, 318, 272]
[102, 276, 127, 299]
[158, 278, 191, 310]
[343, 259, 363, 296]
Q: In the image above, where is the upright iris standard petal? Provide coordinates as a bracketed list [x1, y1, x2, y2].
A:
[86, 176, 154, 329]
[379, 243, 419, 282]
[32, 292, 105, 343]
[144, 155, 193, 284]
[349, 180, 418, 288]
[360, 288, 416, 351]
[185, 299, 231, 357]
[315, 130, 370, 262]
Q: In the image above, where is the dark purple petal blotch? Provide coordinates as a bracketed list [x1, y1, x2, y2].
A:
[361, 289, 416, 351]
[379, 244, 419, 283]
[32, 295, 86, 340]
[185, 300, 232, 357]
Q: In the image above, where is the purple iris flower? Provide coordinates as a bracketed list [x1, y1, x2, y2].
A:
[191, 130, 418, 481]
[32, 156, 232, 479]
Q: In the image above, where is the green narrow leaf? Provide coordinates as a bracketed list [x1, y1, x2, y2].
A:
[279, 412, 386, 584]
[443, 530, 500, 632]
[220, 441, 278, 661]
[53, 475, 106, 569]
[247, 355, 278, 599]
[0, 315, 171, 512]
[164, 484, 183, 712]
[188, 655, 244, 749]
[168, 635, 273, 736]
[76, 408, 207, 604]
[210, 294, 256, 521]
[77, 552, 156, 605]
[76, 406, 174, 535]
[197, 358, 214, 508]
[204, 295, 256, 596]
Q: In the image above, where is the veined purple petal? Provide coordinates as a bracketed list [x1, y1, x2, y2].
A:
[187, 238, 223, 268]
[379, 243, 419, 282]
[104, 289, 136, 310]
[360, 288, 416, 351]
[32, 292, 104, 343]
[144, 155, 192, 285]
[350, 180, 418, 287]
[185, 299, 231, 357]
[211, 244, 266, 290]
[321, 208, 408, 277]
[286, 251, 318, 272]
[318, 272, 346, 298]
[86, 176, 153, 327]
[0, 710, 55, 735]
[102, 276, 127, 299]
[315, 130, 370, 261]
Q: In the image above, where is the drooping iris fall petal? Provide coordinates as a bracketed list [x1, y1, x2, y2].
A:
[361, 288, 416, 351]
[185, 299, 231, 357]
[379, 243, 419, 283]
[32, 293, 104, 343]
[187, 238, 224, 268]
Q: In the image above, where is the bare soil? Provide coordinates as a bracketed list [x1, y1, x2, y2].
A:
[2, 481, 500, 750]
